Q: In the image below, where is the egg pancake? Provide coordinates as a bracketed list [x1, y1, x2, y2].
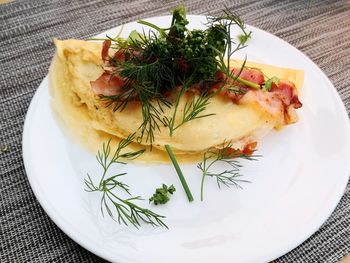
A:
[49, 39, 303, 159]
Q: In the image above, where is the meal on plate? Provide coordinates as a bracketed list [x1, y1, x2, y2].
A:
[49, 5, 303, 228]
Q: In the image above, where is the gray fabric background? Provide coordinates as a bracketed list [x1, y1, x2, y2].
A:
[1, 0, 349, 262]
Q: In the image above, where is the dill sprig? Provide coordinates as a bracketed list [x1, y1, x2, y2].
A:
[197, 141, 257, 201]
[161, 74, 215, 135]
[94, 5, 259, 144]
[165, 91, 215, 136]
[84, 134, 168, 228]
[206, 10, 258, 89]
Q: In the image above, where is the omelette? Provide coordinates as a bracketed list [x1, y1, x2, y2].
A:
[49, 39, 303, 162]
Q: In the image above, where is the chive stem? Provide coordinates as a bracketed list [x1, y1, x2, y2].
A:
[138, 20, 167, 38]
[164, 145, 194, 202]
[235, 77, 260, 89]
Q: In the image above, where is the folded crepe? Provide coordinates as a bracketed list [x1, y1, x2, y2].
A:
[49, 39, 303, 160]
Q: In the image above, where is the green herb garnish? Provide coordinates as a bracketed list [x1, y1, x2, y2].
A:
[165, 144, 194, 202]
[149, 184, 176, 205]
[263, 76, 280, 91]
[162, 77, 216, 136]
[238, 31, 252, 45]
[84, 133, 168, 228]
[197, 141, 257, 201]
[96, 5, 258, 145]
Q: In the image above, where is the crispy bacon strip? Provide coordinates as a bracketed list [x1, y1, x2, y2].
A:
[212, 68, 264, 87]
[240, 90, 285, 118]
[101, 40, 111, 62]
[242, 142, 258, 155]
[93, 41, 303, 123]
[271, 80, 302, 109]
[239, 85, 301, 125]
[210, 68, 264, 102]
[210, 69, 302, 113]
[90, 72, 125, 96]
[231, 68, 265, 85]
[223, 142, 257, 157]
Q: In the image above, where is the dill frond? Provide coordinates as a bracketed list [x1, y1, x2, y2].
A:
[84, 134, 168, 228]
[197, 140, 258, 201]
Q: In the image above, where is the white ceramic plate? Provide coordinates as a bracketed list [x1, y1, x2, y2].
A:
[23, 15, 350, 263]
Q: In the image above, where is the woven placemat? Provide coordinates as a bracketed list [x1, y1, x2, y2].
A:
[1, 0, 349, 262]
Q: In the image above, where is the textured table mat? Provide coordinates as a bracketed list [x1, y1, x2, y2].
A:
[1, 0, 349, 262]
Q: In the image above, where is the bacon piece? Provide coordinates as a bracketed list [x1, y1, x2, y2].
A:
[270, 81, 293, 105]
[101, 40, 111, 62]
[112, 48, 142, 62]
[231, 68, 265, 86]
[213, 68, 264, 86]
[93, 45, 136, 98]
[240, 90, 285, 120]
[208, 68, 265, 102]
[90, 72, 125, 96]
[113, 49, 126, 61]
[291, 96, 302, 109]
[242, 142, 258, 155]
[221, 142, 257, 158]
[271, 80, 302, 109]
[239, 85, 301, 125]
[178, 57, 189, 71]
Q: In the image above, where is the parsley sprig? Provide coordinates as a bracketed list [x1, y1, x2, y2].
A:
[149, 184, 176, 205]
[84, 133, 168, 228]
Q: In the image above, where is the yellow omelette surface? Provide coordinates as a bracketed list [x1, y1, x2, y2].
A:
[49, 39, 303, 162]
